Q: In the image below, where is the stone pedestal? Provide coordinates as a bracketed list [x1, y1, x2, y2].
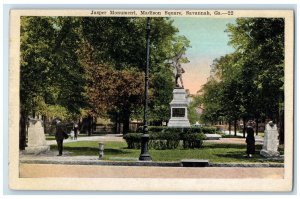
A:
[260, 121, 280, 157]
[25, 119, 50, 155]
[168, 88, 190, 127]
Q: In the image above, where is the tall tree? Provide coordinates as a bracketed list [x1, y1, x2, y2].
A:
[20, 17, 88, 148]
[227, 18, 284, 140]
[79, 17, 190, 130]
[198, 79, 223, 125]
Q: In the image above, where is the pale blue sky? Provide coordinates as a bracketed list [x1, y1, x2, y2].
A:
[171, 17, 236, 94]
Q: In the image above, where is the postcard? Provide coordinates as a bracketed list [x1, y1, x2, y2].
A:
[9, 9, 294, 191]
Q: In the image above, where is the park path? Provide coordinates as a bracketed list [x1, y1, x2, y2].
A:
[20, 163, 283, 179]
[46, 134, 124, 145]
[47, 132, 264, 145]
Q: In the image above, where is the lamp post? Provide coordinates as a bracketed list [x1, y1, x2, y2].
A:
[139, 17, 152, 161]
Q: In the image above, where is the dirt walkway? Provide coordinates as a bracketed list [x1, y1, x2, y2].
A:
[47, 134, 124, 145]
[20, 163, 283, 179]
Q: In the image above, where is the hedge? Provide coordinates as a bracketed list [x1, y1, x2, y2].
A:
[201, 126, 218, 134]
[123, 131, 206, 150]
[149, 131, 180, 149]
[182, 133, 206, 149]
[123, 133, 142, 149]
[137, 126, 202, 133]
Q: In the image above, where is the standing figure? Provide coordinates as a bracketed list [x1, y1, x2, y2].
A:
[55, 119, 68, 156]
[73, 122, 79, 140]
[245, 120, 255, 157]
[175, 63, 185, 88]
[171, 47, 187, 88]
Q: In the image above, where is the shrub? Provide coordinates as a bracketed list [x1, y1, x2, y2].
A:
[137, 126, 168, 133]
[182, 133, 206, 149]
[201, 126, 218, 134]
[123, 133, 142, 149]
[123, 128, 207, 149]
[149, 130, 180, 150]
[183, 127, 201, 134]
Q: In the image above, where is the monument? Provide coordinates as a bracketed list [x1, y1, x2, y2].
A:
[260, 121, 280, 157]
[168, 47, 190, 127]
[25, 118, 50, 155]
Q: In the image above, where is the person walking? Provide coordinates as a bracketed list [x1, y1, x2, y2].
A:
[245, 120, 255, 158]
[73, 122, 79, 140]
[55, 119, 68, 156]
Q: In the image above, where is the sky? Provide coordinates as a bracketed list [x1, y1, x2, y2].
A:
[171, 17, 236, 94]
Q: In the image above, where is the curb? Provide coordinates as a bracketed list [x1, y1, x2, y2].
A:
[20, 159, 284, 168]
[20, 159, 181, 167]
[209, 163, 284, 168]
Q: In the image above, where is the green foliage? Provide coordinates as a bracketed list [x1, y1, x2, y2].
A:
[78, 17, 190, 131]
[123, 128, 206, 150]
[182, 133, 206, 149]
[123, 133, 142, 149]
[198, 79, 223, 124]
[198, 18, 284, 136]
[55, 141, 284, 163]
[137, 126, 202, 134]
[36, 96, 70, 120]
[201, 126, 218, 134]
[188, 104, 200, 124]
[149, 131, 180, 150]
[225, 18, 284, 121]
[20, 16, 88, 119]
[148, 66, 174, 124]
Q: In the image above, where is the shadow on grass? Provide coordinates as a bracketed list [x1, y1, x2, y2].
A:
[51, 145, 132, 156]
[204, 143, 264, 150]
[214, 150, 257, 161]
[214, 150, 283, 163]
[203, 143, 246, 149]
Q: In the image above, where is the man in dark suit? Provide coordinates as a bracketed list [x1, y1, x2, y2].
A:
[246, 120, 255, 158]
[55, 119, 68, 156]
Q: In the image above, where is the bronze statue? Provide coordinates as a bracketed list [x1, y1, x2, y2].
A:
[171, 47, 186, 88]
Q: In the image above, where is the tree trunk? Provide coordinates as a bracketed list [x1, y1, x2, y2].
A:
[255, 118, 259, 135]
[122, 111, 130, 135]
[19, 110, 27, 150]
[93, 117, 97, 133]
[279, 109, 284, 144]
[78, 118, 82, 134]
[243, 118, 246, 138]
[117, 122, 121, 134]
[234, 120, 237, 136]
[228, 121, 231, 135]
[87, 115, 92, 136]
[114, 120, 118, 134]
[42, 115, 47, 134]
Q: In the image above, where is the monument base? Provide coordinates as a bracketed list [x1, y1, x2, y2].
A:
[25, 145, 50, 155]
[168, 118, 190, 127]
[260, 149, 280, 158]
[168, 88, 191, 128]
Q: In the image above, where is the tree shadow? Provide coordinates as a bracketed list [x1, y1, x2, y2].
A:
[213, 150, 280, 162]
[204, 143, 263, 150]
[62, 146, 132, 155]
[204, 143, 245, 149]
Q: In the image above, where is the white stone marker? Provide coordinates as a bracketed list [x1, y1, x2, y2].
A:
[25, 119, 50, 155]
[260, 121, 280, 157]
[168, 88, 190, 127]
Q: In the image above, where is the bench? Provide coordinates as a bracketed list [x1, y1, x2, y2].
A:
[181, 159, 209, 167]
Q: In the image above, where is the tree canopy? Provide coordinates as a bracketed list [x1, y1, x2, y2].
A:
[195, 18, 284, 140]
[20, 16, 191, 143]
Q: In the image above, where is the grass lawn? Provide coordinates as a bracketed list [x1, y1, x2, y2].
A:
[46, 134, 102, 140]
[222, 134, 244, 138]
[50, 141, 284, 163]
